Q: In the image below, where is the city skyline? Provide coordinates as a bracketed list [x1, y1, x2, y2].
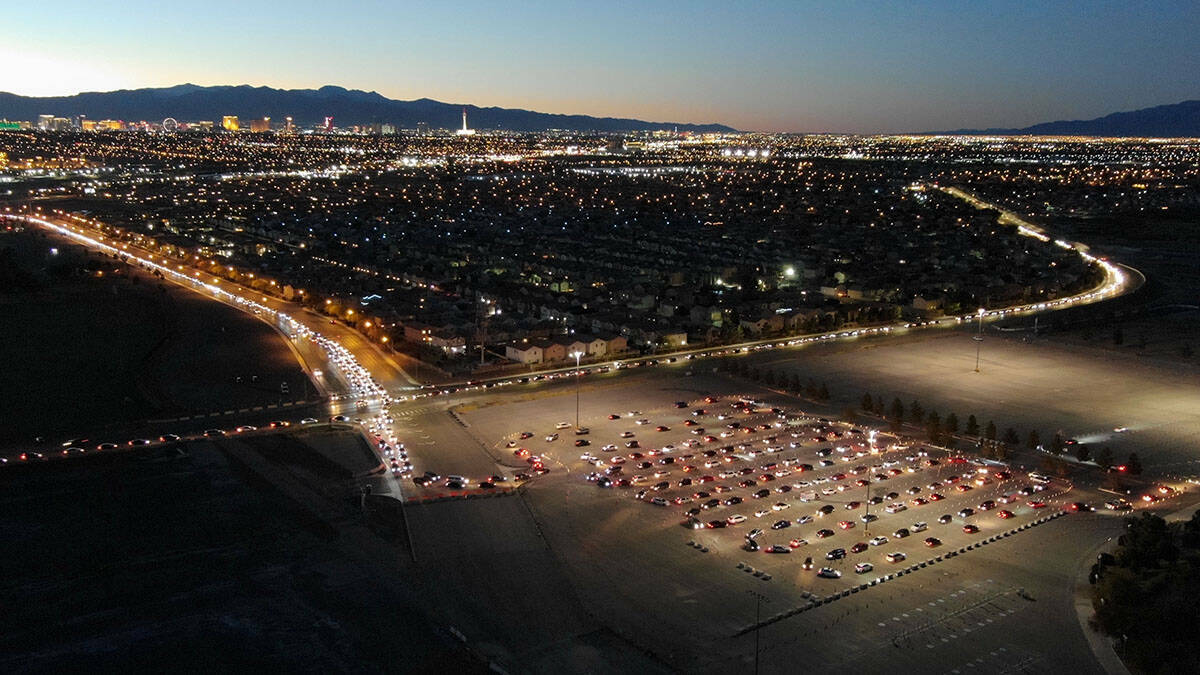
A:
[4, 0, 1199, 133]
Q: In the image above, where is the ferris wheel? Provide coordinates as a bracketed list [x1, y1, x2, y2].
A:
[162, 117, 179, 132]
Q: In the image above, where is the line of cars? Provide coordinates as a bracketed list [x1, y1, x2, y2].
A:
[5, 415, 388, 466]
[410, 471, 520, 490]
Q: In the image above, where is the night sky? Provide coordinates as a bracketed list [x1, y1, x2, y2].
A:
[4, 0, 1198, 132]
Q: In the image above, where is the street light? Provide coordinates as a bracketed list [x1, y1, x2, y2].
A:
[747, 590, 769, 675]
[973, 307, 985, 373]
[571, 351, 584, 428]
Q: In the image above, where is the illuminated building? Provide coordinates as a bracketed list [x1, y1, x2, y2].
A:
[222, 115, 240, 131]
[455, 107, 475, 136]
[249, 117, 271, 133]
[324, 116, 334, 132]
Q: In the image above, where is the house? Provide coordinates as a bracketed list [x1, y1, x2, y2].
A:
[661, 332, 688, 348]
[403, 322, 436, 345]
[603, 334, 628, 354]
[587, 336, 608, 357]
[430, 329, 466, 354]
[562, 339, 590, 359]
[739, 318, 769, 336]
[537, 340, 567, 362]
[506, 343, 543, 364]
[911, 295, 943, 312]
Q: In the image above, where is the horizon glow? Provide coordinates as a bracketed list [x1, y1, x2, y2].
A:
[2, 0, 1198, 133]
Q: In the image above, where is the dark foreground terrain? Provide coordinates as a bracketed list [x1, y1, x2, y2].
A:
[0, 434, 475, 673]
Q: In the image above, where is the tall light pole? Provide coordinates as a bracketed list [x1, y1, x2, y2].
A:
[747, 590, 768, 675]
[973, 307, 985, 373]
[571, 350, 584, 428]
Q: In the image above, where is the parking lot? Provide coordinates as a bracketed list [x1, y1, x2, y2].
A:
[403, 369, 1146, 671]
[499, 390, 1081, 588]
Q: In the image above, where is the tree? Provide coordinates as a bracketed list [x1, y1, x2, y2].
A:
[926, 411, 941, 443]
[1126, 452, 1143, 476]
[818, 382, 830, 401]
[985, 420, 997, 441]
[1112, 326, 1124, 346]
[1051, 432, 1065, 454]
[1026, 429, 1040, 450]
[966, 414, 979, 437]
[1096, 446, 1114, 469]
[910, 400, 924, 424]
[805, 380, 819, 397]
[890, 398, 904, 423]
[944, 412, 959, 435]
[1003, 427, 1020, 445]
[861, 392, 874, 412]
[788, 372, 801, 393]
[764, 370, 777, 386]
[1074, 444, 1091, 462]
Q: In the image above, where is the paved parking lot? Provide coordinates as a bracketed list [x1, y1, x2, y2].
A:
[425, 371, 1132, 672]
[506, 392, 1078, 589]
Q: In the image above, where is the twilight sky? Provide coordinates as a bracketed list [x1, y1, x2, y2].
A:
[3, 0, 1198, 133]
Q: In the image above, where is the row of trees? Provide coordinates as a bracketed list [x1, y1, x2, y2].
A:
[858, 391, 1144, 475]
[722, 359, 831, 401]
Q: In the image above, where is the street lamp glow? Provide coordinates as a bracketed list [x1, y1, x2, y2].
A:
[974, 308, 985, 373]
[571, 350, 584, 428]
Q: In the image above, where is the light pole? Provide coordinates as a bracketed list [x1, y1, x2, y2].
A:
[973, 307, 985, 373]
[747, 590, 768, 675]
[571, 350, 584, 428]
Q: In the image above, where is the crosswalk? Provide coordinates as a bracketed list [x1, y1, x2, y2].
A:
[390, 404, 438, 419]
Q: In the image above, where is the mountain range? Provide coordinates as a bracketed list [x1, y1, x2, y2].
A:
[0, 84, 735, 133]
[936, 99, 1200, 137]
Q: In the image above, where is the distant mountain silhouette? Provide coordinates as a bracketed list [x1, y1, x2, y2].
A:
[0, 84, 736, 133]
[936, 100, 1200, 137]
